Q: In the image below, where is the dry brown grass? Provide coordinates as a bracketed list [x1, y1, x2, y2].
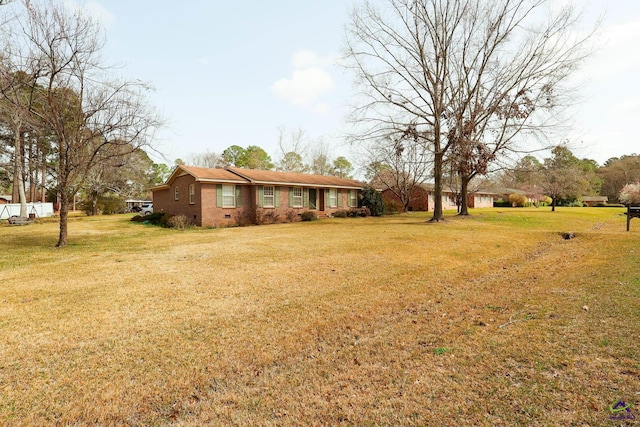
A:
[1, 208, 639, 426]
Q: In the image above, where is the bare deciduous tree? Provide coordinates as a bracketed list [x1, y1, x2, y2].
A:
[1, 0, 161, 246]
[308, 139, 333, 176]
[276, 126, 309, 173]
[185, 150, 226, 169]
[345, 0, 596, 221]
[363, 124, 432, 211]
[83, 145, 154, 215]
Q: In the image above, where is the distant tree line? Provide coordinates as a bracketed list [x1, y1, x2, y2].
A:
[179, 127, 355, 179]
[496, 146, 640, 209]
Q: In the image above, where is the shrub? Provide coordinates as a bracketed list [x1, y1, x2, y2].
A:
[563, 199, 583, 207]
[234, 208, 256, 227]
[165, 214, 192, 229]
[358, 206, 371, 217]
[131, 214, 145, 222]
[539, 196, 552, 206]
[360, 187, 384, 216]
[301, 211, 317, 221]
[619, 183, 640, 205]
[257, 210, 281, 225]
[508, 193, 527, 207]
[332, 209, 349, 218]
[131, 212, 165, 225]
[285, 209, 298, 222]
[383, 198, 403, 214]
[145, 212, 165, 224]
[493, 201, 511, 208]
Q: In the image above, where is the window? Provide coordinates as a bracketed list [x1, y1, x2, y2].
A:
[292, 187, 303, 207]
[189, 184, 195, 204]
[222, 184, 235, 208]
[328, 189, 338, 207]
[174, 186, 179, 200]
[263, 186, 275, 207]
[349, 190, 357, 207]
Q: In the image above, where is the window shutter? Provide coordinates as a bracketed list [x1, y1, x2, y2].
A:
[325, 189, 329, 207]
[216, 184, 222, 208]
[258, 185, 263, 208]
[235, 186, 242, 208]
[303, 188, 309, 208]
[289, 187, 294, 207]
[275, 187, 280, 207]
[337, 190, 342, 207]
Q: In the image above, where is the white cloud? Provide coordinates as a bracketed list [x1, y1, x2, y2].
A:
[271, 49, 336, 113]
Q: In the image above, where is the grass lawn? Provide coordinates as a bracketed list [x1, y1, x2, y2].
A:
[1, 208, 639, 425]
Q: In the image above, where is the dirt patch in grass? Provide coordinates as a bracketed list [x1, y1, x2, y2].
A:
[0, 208, 638, 425]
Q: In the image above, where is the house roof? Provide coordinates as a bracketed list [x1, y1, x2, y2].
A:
[582, 196, 608, 202]
[227, 167, 365, 189]
[0, 195, 11, 202]
[496, 187, 527, 195]
[181, 166, 249, 183]
[154, 165, 366, 190]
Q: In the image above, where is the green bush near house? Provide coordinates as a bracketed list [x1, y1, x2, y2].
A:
[131, 212, 165, 225]
[360, 187, 384, 216]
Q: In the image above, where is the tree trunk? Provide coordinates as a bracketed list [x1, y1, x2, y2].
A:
[458, 176, 470, 216]
[41, 161, 46, 203]
[551, 197, 556, 212]
[91, 190, 99, 216]
[13, 121, 28, 218]
[431, 150, 445, 221]
[57, 188, 68, 247]
[28, 139, 36, 203]
[57, 147, 70, 247]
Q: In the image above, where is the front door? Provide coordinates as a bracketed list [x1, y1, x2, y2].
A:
[318, 189, 325, 212]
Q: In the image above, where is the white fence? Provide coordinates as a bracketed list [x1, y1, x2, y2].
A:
[0, 203, 55, 219]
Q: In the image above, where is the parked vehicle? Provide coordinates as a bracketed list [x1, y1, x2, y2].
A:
[141, 203, 153, 215]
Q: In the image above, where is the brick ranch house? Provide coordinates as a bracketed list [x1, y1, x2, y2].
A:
[381, 183, 495, 212]
[152, 165, 366, 227]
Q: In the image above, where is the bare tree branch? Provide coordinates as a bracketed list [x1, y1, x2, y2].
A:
[345, 0, 597, 220]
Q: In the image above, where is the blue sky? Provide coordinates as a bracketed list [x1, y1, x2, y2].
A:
[91, 0, 354, 166]
[51, 1, 640, 168]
